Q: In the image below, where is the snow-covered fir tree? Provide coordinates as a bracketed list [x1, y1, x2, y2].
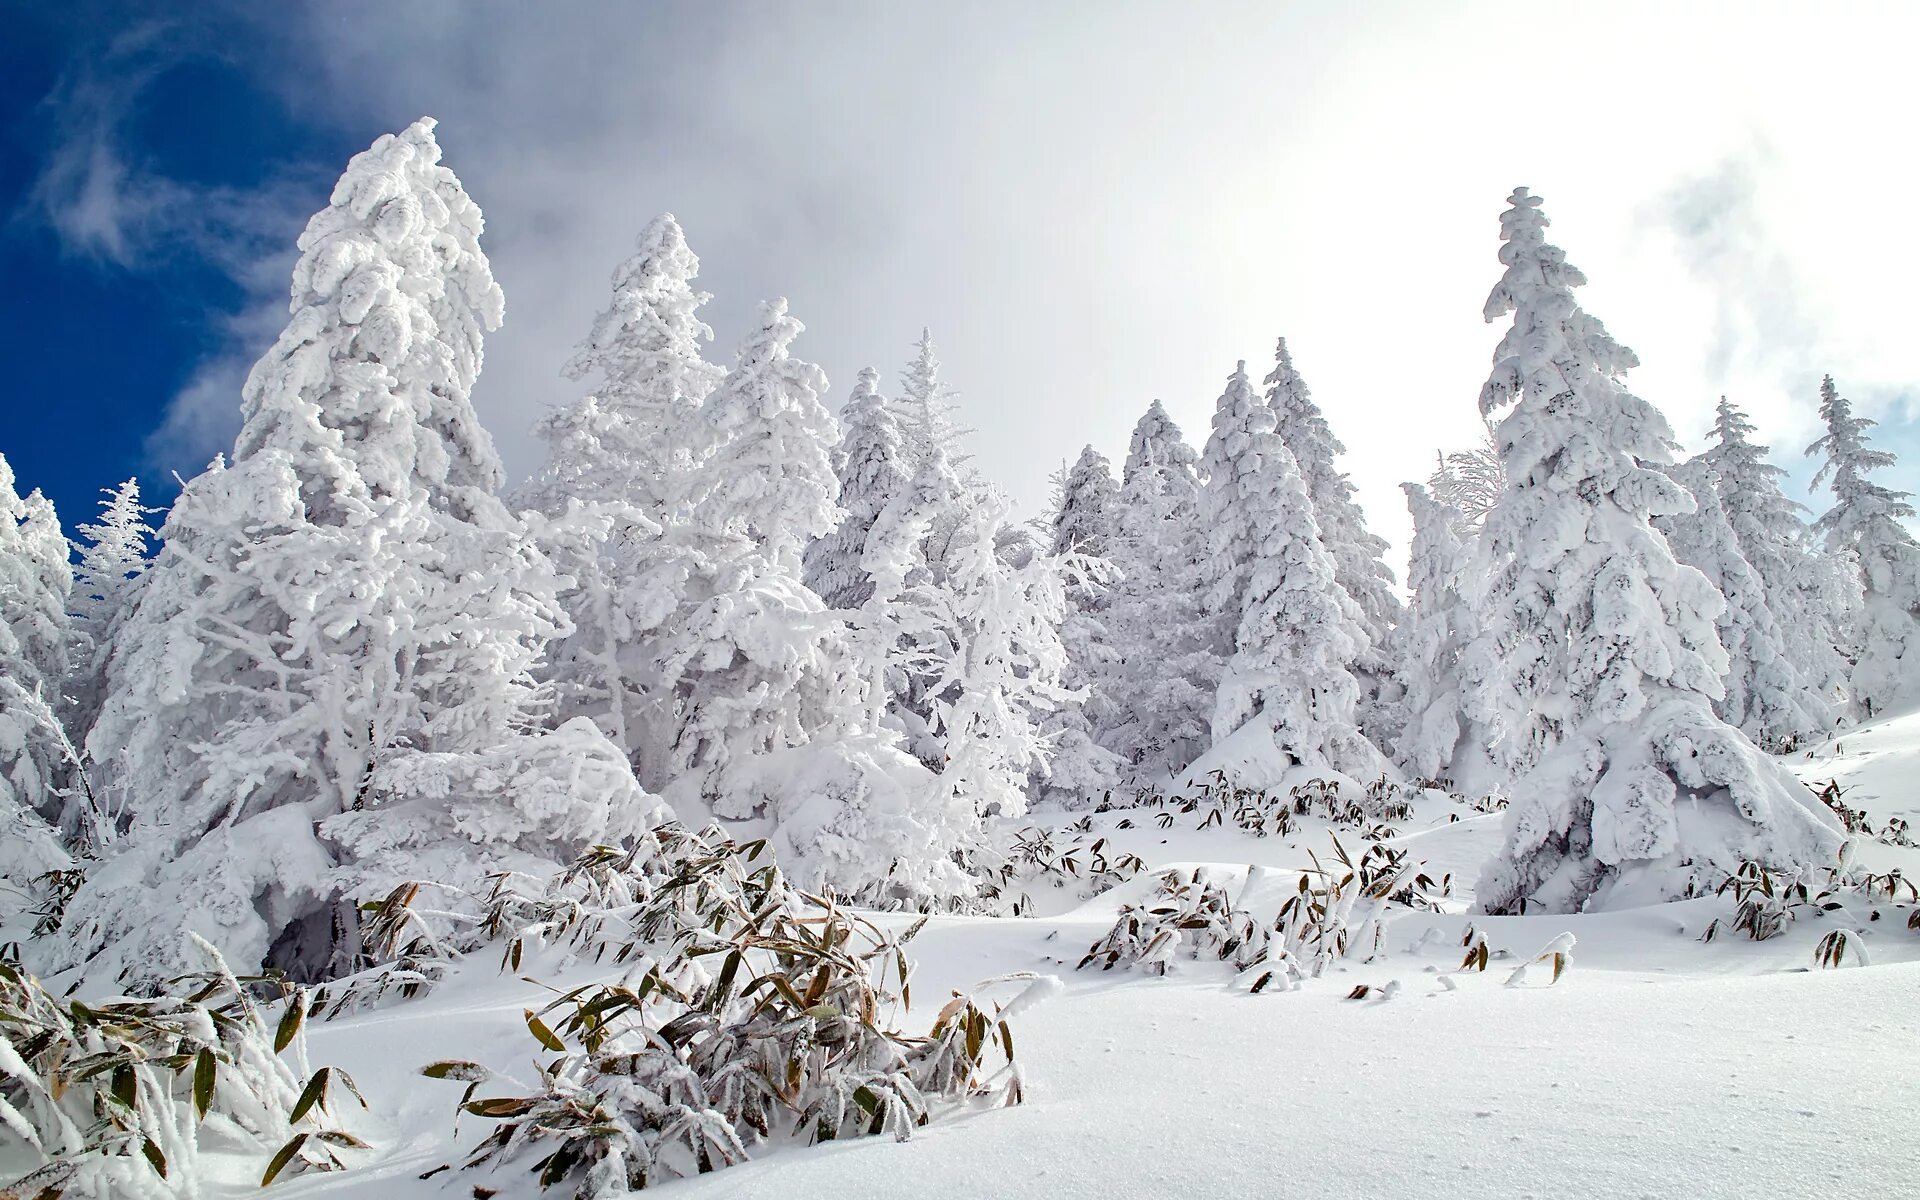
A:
[1393, 482, 1480, 785]
[690, 298, 843, 571]
[1036, 445, 1124, 803]
[0, 454, 76, 924]
[1807, 375, 1920, 719]
[644, 298, 856, 796]
[63, 477, 154, 750]
[1702, 395, 1851, 706]
[1099, 401, 1218, 782]
[54, 120, 658, 990]
[1198, 364, 1268, 635]
[1464, 187, 1837, 914]
[1263, 336, 1403, 649]
[805, 367, 910, 609]
[894, 327, 972, 471]
[513, 216, 727, 764]
[865, 455, 1078, 831]
[516, 213, 724, 525]
[1050, 445, 1120, 557]
[1655, 460, 1831, 745]
[1207, 362, 1385, 780]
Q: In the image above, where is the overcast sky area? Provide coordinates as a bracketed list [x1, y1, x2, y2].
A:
[6, 1, 1918, 571]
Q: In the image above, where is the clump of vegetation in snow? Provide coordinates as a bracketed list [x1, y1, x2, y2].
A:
[368, 824, 1038, 1198]
[1076, 835, 1450, 994]
[1699, 843, 1919, 968]
[0, 937, 365, 1199]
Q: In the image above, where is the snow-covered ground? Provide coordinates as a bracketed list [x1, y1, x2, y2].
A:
[241, 716, 1920, 1199]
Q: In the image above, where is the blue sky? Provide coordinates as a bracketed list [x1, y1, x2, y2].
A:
[2, 6, 334, 526]
[6, 2, 1917, 557]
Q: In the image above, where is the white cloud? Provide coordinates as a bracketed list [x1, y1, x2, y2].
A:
[38, 1, 1920, 564]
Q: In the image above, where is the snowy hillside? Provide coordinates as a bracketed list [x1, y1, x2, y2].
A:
[109, 714, 1907, 1200]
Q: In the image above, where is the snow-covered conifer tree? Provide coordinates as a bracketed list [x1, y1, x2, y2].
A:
[690, 299, 844, 570]
[872, 467, 1077, 823]
[1100, 402, 1218, 781]
[1207, 363, 1385, 779]
[1050, 445, 1119, 557]
[1393, 482, 1479, 784]
[1807, 375, 1920, 718]
[0, 454, 76, 923]
[805, 367, 909, 609]
[1198, 365, 1268, 635]
[894, 328, 973, 471]
[56, 120, 657, 989]
[1656, 460, 1831, 744]
[611, 299, 952, 902]
[1035, 445, 1123, 803]
[1703, 396, 1850, 704]
[1122, 399, 1195, 486]
[63, 478, 154, 747]
[517, 213, 724, 525]
[1464, 187, 1837, 914]
[1263, 337, 1403, 648]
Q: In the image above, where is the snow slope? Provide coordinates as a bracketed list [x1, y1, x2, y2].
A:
[159, 717, 1920, 1198]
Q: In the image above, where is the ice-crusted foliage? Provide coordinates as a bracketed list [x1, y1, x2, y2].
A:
[1099, 402, 1219, 782]
[432, 829, 1032, 1198]
[0, 939, 363, 1200]
[894, 328, 973, 472]
[513, 215, 724, 763]
[1465, 187, 1838, 914]
[633, 303, 883, 834]
[1050, 445, 1119, 558]
[0, 455, 75, 925]
[1121, 399, 1195, 487]
[1656, 460, 1830, 744]
[691, 298, 843, 574]
[1704, 396, 1852, 703]
[1807, 375, 1920, 719]
[518, 213, 725, 526]
[63, 478, 154, 747]
[1206, 363, 1384, 780]
[805, 367, 909, 610]
[56, 120, 652, 990]
[866, 466, 1078, 834]
[1197, 364, 1266, 632]
[1078, 840, 1440, 991]
[1038, 446, 1123, 807]
[0, 455, 72, 818]
[1394, 483, 1477, 784]
[1263, 337, 1403, 674]
[1429, 422, 1505, 532]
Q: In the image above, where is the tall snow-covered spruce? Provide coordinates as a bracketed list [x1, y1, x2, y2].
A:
[63, 478, 154, 749]
[517, 213, 725, 526]
[1703, 395, 1851, 708]
[1465, 187, 1837, 914]
[895, 327, 971, 471]
[1394, 482, 1478, 785]
[806, 367, 910, 610]
[1037, 445, 1123, 806]
[1205, 362, 1385, 781]
[0, 454, 75, 924]
[1655, 460, 1829, 745]
[1263, 337, 1404, 740]
[1807, 375, 1920, 718]
[54, 120, 659, 990]
[1099, 401, 1218, 782]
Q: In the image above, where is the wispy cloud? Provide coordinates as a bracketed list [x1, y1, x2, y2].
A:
[23, 18, 313, 478]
